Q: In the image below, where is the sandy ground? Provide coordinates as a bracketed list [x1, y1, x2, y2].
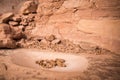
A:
[10, 49, 88, 72]
[0, 49, 120, 80]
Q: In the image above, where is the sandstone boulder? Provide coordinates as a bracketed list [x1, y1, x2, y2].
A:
[10, 27, 25, 41]
[51, 39, 61, 44]
[0, 23, 17, 48]
[20, 17, 28, 26]
[0, 39, 16, 49]
[12, 16, 21, 22]
[79, 42, 98, 51]
[20, 21, 28, 26]
[12, 31, 25, 40]
[16, 39, 26, 48]
[45, 35, 56, 42]
[0, 23, 11, 39]
[18, 25, 25, 31]
[0, 13, 14, 23]
[9, 21, 19, 26]
[20, 1, 38, 15]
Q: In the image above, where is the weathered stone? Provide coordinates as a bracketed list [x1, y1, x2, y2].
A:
[0, 23, 11, 38]
[12, 31, 25, 40]
[18, 25, 25, 31]
[20, 1, 38, 15]
[79, 42, 99, 51]
[16, 39, 26, 47]
[12, 16, 21, 22]
[0, 63, 7, 76]
[9, 21, 19, 26]
[0, 39, 16, 49]
[45, 35, 56, 42]
[49, 60, 56, 66]
[20, 21, 28, 26]
[0, 23, 11, 34]
[55, 60, 66, 67]
[51, 39, 61, 44]
[0, 23, 17, 48]
[0, 12, 14, 23]
[45, 63, 53, 68]
[27, 14, 35, 22]
[55, 58, 65, 63]
[36, 58, 66, 69]
[41, 39, 50, 44]
[1, 0, 118, 52]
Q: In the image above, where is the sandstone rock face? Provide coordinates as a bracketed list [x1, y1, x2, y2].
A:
[32, 0, 120, 53]
[45, 35, 56, 42]
[0, 23, 11, 39]
[0, 13, 14, 23]
[0, 39, 16, 49]
[77, 19, 120, 40]
[0, 23, 17, 48]
[9, 21, 19, 26]
[0, 0, 120, 52]
[0, 0, 28, 14]
[20, 1, 38, 14]
[12, 31, 25, 40]
[12, 16, 21, 22]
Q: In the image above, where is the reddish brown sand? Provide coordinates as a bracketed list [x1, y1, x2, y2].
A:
[0, 48, 120, 80]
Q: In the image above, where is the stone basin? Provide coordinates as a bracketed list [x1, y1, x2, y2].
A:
[10, 49, 88, 72]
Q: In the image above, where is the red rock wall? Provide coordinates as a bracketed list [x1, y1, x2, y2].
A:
[0, 0, 120, 52]
[0, 0, 28, 14]
[33, 0, 120, 53]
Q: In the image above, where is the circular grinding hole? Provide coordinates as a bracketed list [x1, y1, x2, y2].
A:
[10, 49, 88, 72]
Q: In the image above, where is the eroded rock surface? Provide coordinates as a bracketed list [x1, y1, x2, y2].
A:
[0, 12, 14, 23]
[0, 23, 16, 48]
[0, 0, 120, 52]
[20, 1, 38, 15]
[0, 39, 16, 49]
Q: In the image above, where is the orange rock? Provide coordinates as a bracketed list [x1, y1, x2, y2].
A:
[45, 35, 56, 42]
[0, 12, 14, 23]
[12, 16, 21, 22]
[9, 21, 19, 26]
[20, 1, 38, 15]
[55, 58, 65, 63]
[51, 39, 61, 44]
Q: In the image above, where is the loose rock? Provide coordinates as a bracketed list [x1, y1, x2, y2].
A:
[20, 21, 28, 26]
[0, 23, 11, 38]
[55, 58, 65, 63]
[45, 35, 56, 42]
[12, 16, 21, 22]
[0, 12, 14, 23]
[12, 30, 25, 40]
[20, 1, 38, 15]
[51, 39, 61, 44]
[36, 58, 66, 69]
[9, 21, 19, 26]
[0, 39, 16, 49]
